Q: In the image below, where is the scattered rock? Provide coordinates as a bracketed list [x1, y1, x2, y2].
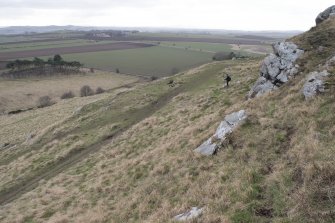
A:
[73, 106, 83, 115]
[195, 110, 247, 156]
[0, 142, 10, 150]
[26, 133, 36, 144]
[174, 207, 204, 221]
[0, 143, 16, 150]
[248, 42, 303, 98]
[302, 71, 329, 99]
[315, 5, 335, 25]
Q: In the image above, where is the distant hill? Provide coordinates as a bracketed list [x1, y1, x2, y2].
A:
[0, 25, 302, 39]
[0, 25, 101, 35]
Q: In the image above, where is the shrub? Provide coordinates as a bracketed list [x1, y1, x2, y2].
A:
[61, 91, 75, 99]
[150, 76, 158, 81]
[212, 51, 236, 61]
[37, 96, 53, 108]
[96, 87, 105, 94]
[171, 67, 179, 75]
[80, 85, 94, 97]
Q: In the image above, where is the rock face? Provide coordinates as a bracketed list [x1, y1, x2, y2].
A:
[195, 110, 247, 156]
[248, 42, 303, 98]
[316, 5, 335, 25]
[174, 207, 204, 221]
[302, 71, 329, 99]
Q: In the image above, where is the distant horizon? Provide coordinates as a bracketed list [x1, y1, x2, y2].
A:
[0, 25, 304, 33]
[0, 0, 334, 31]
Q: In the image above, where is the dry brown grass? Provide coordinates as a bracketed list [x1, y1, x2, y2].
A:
[0, 70, 139, 114]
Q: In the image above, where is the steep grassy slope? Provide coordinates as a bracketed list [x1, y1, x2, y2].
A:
[291, 17, 335, 73]
[0, 18, 334, 223]
[0, 59, 260, 222]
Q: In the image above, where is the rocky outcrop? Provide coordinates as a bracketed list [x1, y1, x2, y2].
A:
[248, 42, 303, 98]
[195, 110, 247, 156]
[302, 71, 329, 99]
[316, 5, 335, 25]
[325, 55, 335, 71]
[174, 207, 204, 221]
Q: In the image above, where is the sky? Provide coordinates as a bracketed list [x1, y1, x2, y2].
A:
[0, 0, 334, 31]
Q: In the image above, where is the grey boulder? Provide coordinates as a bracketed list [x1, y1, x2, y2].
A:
[316, 5, 335, 25]
[302, 71, 329, 99]
[249, 42, 303, 98]
[195, 110, 247, 156]
[174, 207, 204, 221]
[195, 139, 217, 156]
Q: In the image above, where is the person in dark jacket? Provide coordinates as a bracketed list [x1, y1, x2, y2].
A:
[225, 74, 231, 87]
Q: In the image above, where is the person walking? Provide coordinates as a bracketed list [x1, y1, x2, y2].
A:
[225, 74, 231, 87]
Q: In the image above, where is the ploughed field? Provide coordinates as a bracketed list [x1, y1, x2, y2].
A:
[90, 35, 269, 45]
[0, 42, 154, 61]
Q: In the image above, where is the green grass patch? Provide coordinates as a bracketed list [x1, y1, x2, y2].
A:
[60, 46, 212, 76]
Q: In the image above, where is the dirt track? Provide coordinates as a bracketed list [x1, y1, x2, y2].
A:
[0, 42, 154, 61]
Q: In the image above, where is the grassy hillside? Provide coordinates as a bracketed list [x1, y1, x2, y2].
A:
[291, 17, 335, 74]
[0, 18, 334, 223]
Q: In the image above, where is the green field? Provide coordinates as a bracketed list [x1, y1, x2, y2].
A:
[60, 46, 213, 76]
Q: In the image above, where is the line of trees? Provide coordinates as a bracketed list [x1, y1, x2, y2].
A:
[6, 55, 82, 71]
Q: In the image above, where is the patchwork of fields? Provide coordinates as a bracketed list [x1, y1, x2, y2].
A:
[0, 32, 272, 77]
[0, 42, 154, 61]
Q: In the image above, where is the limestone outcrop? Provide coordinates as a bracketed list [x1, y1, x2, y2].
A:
[195, 110, 247, 156]
[302, 71, 329, 100]
[316, 5, 335, 25]
[248, 42, 303, 98]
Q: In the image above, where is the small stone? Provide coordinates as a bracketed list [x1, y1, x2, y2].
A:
[74, 107, 83, 115]
[174, 207, 204, 221]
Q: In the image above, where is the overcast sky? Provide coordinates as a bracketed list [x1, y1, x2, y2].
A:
[0, 0, 333, 30]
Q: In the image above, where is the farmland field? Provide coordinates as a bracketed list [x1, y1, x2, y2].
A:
[0, 39, 117, 52]
[0, 42, 153, 61]
[0, 71, 139, 114]
[0, 31, 272, 77]
[158, 41, 233, 52]
[61, 46, 213, 76]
